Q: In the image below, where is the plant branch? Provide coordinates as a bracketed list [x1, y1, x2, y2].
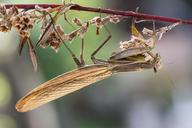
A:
[4, 4, 192, 24]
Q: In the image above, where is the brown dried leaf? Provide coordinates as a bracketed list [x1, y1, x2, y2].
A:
[18, 36, 28, 55]
[36, 22, 54, 47]
[7, 6, 18, 19]
[55, 25, 64, 36]
[28, 38, 38, 71]
[0, 4, 6, 16]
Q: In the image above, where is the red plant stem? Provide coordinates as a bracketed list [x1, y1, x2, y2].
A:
[4, 4, 192, 24]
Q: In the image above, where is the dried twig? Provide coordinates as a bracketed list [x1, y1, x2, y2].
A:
[4, 4, 192, 24]
[0, 3, 190, 71]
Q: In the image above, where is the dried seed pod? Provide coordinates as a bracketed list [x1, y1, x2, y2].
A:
[35, 5, 52, 14]
[56, 25, 65, 36]
[108, 15, 122, 24]
[11, 12, 36, 37]
[72, 17, 82, 26]
[90, 17, 103, 27]
[90, 15, 122, 35]
[77, 22, 89, 38]
[15, 12, 35, 55]
[119, 36, 146, 50]
[91, 15, 123, 27]
[0, 20, 11, 32]
[49, 33, 62, 52]
[65, 22, 89, 41]
[0, 4, 6, 17]
[90, 16, 104, 35]
[119, 40, 132, 50]
[142, 28, 154, 36]
[40, 25, 64, 52]
[38, 22, 55, 48]
[0, 5, 18, 32]
[7, 6, 19, 19]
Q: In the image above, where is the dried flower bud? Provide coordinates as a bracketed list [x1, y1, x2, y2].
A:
[91, 15, 122, 27]
[90, 15, 122, 35]
[0, 4, 6, 16]
[0, 20, 11, 32]
[35, 5, 51, 14]
[77, 22, 89, 38]
[142, 28, 154, 36]
[56, 25, 64, 36]
[72, 17, 82, 26]
[65, 22, 89, 41]
[90, 16, 103, 28]
[39, 25, 64, 52]
[109, 15, 122, 24]
[0, 5, 18, 32]
[119, 41, 131, 50]
[11, 12, 35, 37]
[90, 17, 105, 35]
[7, 6, 18, 19]
[119, 36, 146, 50]
[49, 32, 62, 52]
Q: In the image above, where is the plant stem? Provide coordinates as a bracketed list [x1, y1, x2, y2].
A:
[5, 4, 192, 24]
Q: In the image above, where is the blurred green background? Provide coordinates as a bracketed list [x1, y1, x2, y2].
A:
[0, 0, 192, 128]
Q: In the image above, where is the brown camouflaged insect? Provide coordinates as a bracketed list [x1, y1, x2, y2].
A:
[15, 18, 180, 112]
[15, 45, 162, 112]
[15, 21, 162, 113]
[15, 55, 161, 112]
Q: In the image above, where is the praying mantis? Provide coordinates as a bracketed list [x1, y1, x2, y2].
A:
[15, 16, 180, 112]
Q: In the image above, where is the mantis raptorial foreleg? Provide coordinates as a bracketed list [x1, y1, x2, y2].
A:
[37, 7, 83, 67]
[111, 52, 162, 73]
[91, 25, 112, 64]
[109, 47, 150, 60]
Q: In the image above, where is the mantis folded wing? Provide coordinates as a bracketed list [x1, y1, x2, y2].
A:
[16, 65, 112, 112]
[15, 52, 160, 112]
